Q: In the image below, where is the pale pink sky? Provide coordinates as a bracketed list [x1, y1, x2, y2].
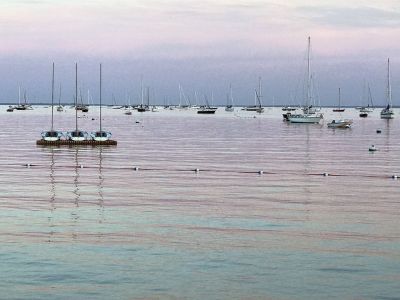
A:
[0, 0, 399, 105]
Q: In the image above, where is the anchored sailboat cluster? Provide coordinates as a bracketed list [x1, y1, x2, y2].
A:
[37, 63, 116, 146]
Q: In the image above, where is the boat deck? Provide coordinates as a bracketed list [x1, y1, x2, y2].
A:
[36, 140, 117, 146]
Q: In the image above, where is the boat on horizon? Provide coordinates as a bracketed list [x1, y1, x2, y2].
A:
[225, 84, 234, 112]
[333, 88, 345, 112]
[381, 58, 394, 119]
[243, 77, 264, 113]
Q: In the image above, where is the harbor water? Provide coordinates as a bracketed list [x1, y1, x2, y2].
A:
[0, 106, 399, 299]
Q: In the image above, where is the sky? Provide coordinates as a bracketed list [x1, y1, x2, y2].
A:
[0, 0, 399, 106]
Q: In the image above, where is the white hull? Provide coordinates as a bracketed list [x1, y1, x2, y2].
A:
[327, 119, 353, 128]
[289, 114, 322, 124]
[381, 109, 394, 119]
[44, 137, 61, 141]
[70, 137, 86, 141]
[93, 137, 108, 142]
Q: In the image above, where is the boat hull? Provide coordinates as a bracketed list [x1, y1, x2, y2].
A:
[327, 120, 353, 128]
[288, 114, 322, 124]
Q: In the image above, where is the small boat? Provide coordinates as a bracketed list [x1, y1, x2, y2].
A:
[197, 106, 217, 114]
[381, 58, 394, 119]
[327, 119, 353, 128]
[225, 84, 234, 112]
[197, 95, 217, 114]
[282, 106, 297, 111]
[359, 112, 368, 118]
[243, 77, 264, 113]
[6, 105, 14, 112]
[333, 88, 345, 112]
[41, 63, 63, 141]
[91, 64, 112, 141]
[67, 63, 89, 141]
[151, 106, 159, 112]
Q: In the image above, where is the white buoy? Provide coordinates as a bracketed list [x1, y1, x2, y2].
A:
[369, 145, 377, 152]
[195, 168, 200, 173]
[323, 172, 329, 177]
[258, 170, 264, 175]
[392, 175, 398, 180]
[26, 163, 31, 168]
[80, 164, 84, 169]
[133, 167, 139, 171]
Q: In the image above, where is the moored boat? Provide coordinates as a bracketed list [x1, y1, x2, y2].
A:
[327, 119, 353, 128]
[41, 63, 63, 142]
[380, 58, 394, 119]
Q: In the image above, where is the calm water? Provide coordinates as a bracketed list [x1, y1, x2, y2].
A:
[0, 106, 399, 300]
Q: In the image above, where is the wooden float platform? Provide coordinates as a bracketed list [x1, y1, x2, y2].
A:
[36, 140, 117, 146]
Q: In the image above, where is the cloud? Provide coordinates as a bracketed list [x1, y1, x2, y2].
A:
[296, 5, 400, 28]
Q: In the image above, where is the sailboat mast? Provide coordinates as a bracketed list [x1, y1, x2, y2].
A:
[59, 84, 62, 106]
[140, 75, 144, 105]
[51, 62, 54, 131]
[258, 77, 262, 107]
[338, 87, 341, 109]
[100, 63, 102, 132]
[75, 63, 78, 132]
[387, 58, 392, 107]
[306, 36, 311, 108]
[18, 86, 21, 106]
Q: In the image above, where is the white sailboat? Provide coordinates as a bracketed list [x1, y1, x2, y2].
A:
[333, 88, 345, 112]
[380, 58, 394, 119]
[41, 63, 64, 141]
[67, 63, 89, 141]
[243, 77, 264, 113]
[225, 84, 234, 112]
[288, 37, 323, 124]
[328, 88, 352, 128]
[56, 84, 64, 112]
[91, 63, 112, 141]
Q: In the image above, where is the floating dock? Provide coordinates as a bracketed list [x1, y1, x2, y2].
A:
[36, 140, 117, 146]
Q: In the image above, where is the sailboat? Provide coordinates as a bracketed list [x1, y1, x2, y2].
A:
[243, 77, 264, 113]
[328, 89, 352, 128]
[91, 64, 112, 141]
[356, 83, 374, 118]
[41, 63, 64, 141]
[67, 63, 89, 141]
[15, 88, 33, 110]
[380, 58, 394, 119]
[333, 88, 345, 112]
[288, 37, 323, 124]
[124, 94, 132, 115]
[56, 84, 64, 112]
[197, 95, 217, 114]
[225, 84, 234, 112]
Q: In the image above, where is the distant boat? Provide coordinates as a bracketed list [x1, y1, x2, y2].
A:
[91, 63, 112, 141]
[243, 77, 264, 113]
[333, 88, 345, 112]
[41, 63, 64, 141]
[56, 84, 64, 112]
[67, 63, 89, 141]
[15, 88, 33, 110]
[197, 95, 217, 114]
[282, 106, 297, 111]
[288, 37, 323, 124]
[381, 58, 394, 119]
[327, 119, 353, 129]
[358, 82, 374, 117]
[225, 84, 234, 112]
[6, 105, 14, 112]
